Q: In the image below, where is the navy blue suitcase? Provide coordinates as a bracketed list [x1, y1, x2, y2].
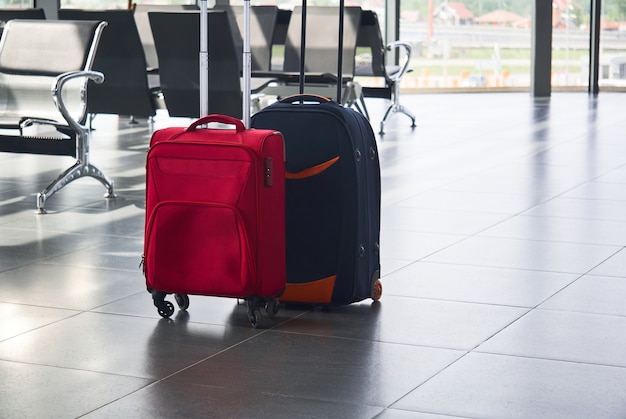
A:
[252, 0, 381, 305]
[251, 94, 381, 305]
[251, 1, 381, 305]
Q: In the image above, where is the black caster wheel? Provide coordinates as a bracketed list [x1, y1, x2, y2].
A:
[247, 309, 263, 328]
[175, 294, 190, 310]
[265, 299, 279, 319]
[157, 301, 175, 318]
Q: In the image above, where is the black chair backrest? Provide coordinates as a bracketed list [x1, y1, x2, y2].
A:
[0, 8, 45, 22]
[355, 9, 387, 78]
[149, 11, 242, 119]
[214, 5, 279, 72]
[58, 9, 155, 118]
[273, 9, 291, 47]
[133, 4, 199, 71]
[283, 6, 361, 78]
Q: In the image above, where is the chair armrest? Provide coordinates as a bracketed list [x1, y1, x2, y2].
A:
[19, 117, 67, 131]
[52, 70, 105, 131]
[385, 41, 412, 82]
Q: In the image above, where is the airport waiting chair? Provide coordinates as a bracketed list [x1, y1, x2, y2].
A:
[133, 4, 199, 74]
[214, 5, 280, 73]
[148, 10, 242, 118]
[133, 4, 199, 100]
[256, 6, 366, 116]
[0, 19, 114, 212]
[58, 9, 156, 123]
[283, 6, 361, 81]
[355, 9, 415, 134]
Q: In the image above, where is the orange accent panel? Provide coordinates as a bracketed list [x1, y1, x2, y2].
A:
[285, 156, 339, 180]
[281, 275, 336, 304]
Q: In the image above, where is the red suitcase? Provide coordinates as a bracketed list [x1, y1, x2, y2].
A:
[143, 114, 286, 327]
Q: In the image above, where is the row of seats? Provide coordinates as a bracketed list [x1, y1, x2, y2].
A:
[0, 18, 114, 212]
[212, 4, 416, 133]
[0, 6, 414, 133]
[0, 8, 155, 122]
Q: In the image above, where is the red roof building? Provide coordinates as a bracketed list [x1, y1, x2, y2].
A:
[433, 2, 475, 25]
[474, 9, 529, 28]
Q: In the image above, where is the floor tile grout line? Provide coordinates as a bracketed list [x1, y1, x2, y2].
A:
[470, 350, 626, 371]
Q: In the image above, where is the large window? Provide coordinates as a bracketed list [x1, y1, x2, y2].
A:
[397, 1, 626, 92]
[550, 1, 626, 90]
[400, 1, 532, 91]
[598, 1, 626, 89]
[552, 0, 589, 89]
[0, 0, 33, 7]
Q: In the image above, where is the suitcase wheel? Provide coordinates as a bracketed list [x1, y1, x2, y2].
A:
[245, 296, 280, 328]
[175, 294, 190, 311]
[157, 300, 175, 318]
[150, 289, 178, 318]
[371, 279, 383, 301]
[264, 298, 280, 319]
[247, 308, 263, 328]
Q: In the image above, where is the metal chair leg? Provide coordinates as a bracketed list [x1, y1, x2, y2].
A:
[379, 81, 416, 135]
[36, 125, 116, 213]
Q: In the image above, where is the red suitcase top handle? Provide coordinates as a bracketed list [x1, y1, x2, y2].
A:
[186, 114, 246, 133]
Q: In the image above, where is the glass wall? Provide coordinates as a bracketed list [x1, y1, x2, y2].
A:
[598, 1, 626, 89]
[399, 1, 532, 91]
[552, 0, 590, 89]
[551, 1, 626, 90]
[396, 0, 626, 92]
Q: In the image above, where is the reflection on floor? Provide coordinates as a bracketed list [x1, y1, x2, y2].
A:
[1, 92, 626, 418]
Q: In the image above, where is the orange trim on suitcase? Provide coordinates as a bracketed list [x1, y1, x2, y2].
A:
[280, 275, 336, 304]
[285, 156, 339, 179]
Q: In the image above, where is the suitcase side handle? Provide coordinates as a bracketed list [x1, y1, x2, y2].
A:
[187, 114, 246, 132]
[279, 94, 332, 105]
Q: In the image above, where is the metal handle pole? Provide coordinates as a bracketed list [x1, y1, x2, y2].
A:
[199, 0, 209, 117]
[337, 0, 344, 103]
[243, 0, 251, 127]
[299, 0, 307, 96]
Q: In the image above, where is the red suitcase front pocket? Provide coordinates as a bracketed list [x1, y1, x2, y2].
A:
[145, 201, 256, 297]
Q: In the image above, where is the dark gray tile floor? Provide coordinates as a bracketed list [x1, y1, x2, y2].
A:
[1, 92, 626, 418]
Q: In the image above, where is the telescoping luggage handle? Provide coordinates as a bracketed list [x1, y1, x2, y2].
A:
[242, 0, 252, 127]
[293, 0, 344, 104]
[199, 0, 252, 127]
[199, 0, 209, 118]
